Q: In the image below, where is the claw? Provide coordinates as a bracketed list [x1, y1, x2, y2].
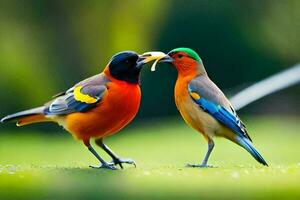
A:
[186, 163, 215, 168]
[118, 162, 124, 169]
[89, 163, 117, 170]
[108, 158, 136, 169]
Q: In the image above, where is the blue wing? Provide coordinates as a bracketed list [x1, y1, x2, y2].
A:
[188, 82, 251, 141]
[193, 97, 247, 138]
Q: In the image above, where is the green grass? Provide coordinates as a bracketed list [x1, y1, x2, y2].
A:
[0, 116, 299, 199]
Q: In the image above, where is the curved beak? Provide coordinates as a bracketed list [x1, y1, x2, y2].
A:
[137, 51, 174, 71]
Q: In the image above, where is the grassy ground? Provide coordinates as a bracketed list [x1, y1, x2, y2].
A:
[0, 116, 299, 199]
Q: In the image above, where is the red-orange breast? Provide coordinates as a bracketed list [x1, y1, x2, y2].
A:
[65, 68, 141, 145]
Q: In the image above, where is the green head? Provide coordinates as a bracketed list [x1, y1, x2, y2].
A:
[158, 47, 206, 76]
[168, 47, 202, 62]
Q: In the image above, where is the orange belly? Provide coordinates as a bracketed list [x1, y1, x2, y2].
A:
[174, 76, 221, 140]
[65, 81, 141, 144]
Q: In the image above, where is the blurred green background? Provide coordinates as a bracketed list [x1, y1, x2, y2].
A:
[0, 0, 299, 125]
[0, 0, 300, 199]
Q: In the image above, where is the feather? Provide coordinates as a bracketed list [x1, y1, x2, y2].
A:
[188, 77, 252, 141]
[236, 137, 268, 166]
[44, 73, 109, 115]
[1, 107, 45, 123]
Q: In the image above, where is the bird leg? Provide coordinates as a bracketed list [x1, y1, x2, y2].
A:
[95, 138, 136, 169]
[87, 145, 117, 170]
[187, 139, 215, 168]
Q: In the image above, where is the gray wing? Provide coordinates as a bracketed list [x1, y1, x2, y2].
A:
[44, 73, 109, 115]
[189, 75, 251, 141]
[189, 75, 232, 110]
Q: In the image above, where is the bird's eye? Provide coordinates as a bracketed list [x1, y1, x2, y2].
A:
[125, 59, 130, 63]
[177, 54, 183, 59]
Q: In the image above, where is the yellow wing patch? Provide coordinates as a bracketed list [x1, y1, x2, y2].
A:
[74, 86, 98, 104]
[190, 92, 201, 100]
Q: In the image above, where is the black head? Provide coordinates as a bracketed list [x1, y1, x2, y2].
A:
[108, 51, 144, 84]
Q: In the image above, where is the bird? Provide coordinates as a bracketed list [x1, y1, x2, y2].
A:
[1, 50, 159, 170]
[154, 47, 268, 167]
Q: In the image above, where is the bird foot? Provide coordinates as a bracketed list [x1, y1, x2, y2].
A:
[186, 163, 214, 168]
[89, 163, 117, 170]
[108, 158, 136, 169]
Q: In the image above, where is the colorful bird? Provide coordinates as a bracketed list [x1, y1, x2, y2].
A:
[151, 47, 268, 167]
[1, 51, 158, 170]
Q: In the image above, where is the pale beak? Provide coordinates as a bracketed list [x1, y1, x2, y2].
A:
[137, 51, 174, 71]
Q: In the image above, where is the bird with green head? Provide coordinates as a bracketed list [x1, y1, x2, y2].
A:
[143, 47, 268, 167]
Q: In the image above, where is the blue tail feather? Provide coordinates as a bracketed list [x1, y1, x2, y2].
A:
[236, 137, 268, 166]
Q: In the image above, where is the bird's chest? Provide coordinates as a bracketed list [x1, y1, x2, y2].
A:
[174, 80, 219, 136]
[66, 82, 141, 139]
[91, 82, 141, 128]
[103, 82, 141, 115]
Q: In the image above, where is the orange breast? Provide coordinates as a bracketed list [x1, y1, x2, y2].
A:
[65, 81, 141, 143]
[174, 75, 223, 139]
[174, 74, 192, 109]
[174, 76, 194, 126]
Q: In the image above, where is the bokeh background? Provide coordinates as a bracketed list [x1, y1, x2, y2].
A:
[0, 1, 300, 199]
[0, 0, 299, 127]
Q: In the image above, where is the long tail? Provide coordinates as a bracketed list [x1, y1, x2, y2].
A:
[1, 106, 48, 126]
[236, 136, 268, 166]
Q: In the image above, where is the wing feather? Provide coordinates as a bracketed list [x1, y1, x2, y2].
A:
[44, 73, 109, 115]
[188, 76, 252, 141]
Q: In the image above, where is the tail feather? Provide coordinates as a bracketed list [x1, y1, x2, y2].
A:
[16, 114, 48, 126]
[1, 106, 47, 126]
[236, 137, 268, 166]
